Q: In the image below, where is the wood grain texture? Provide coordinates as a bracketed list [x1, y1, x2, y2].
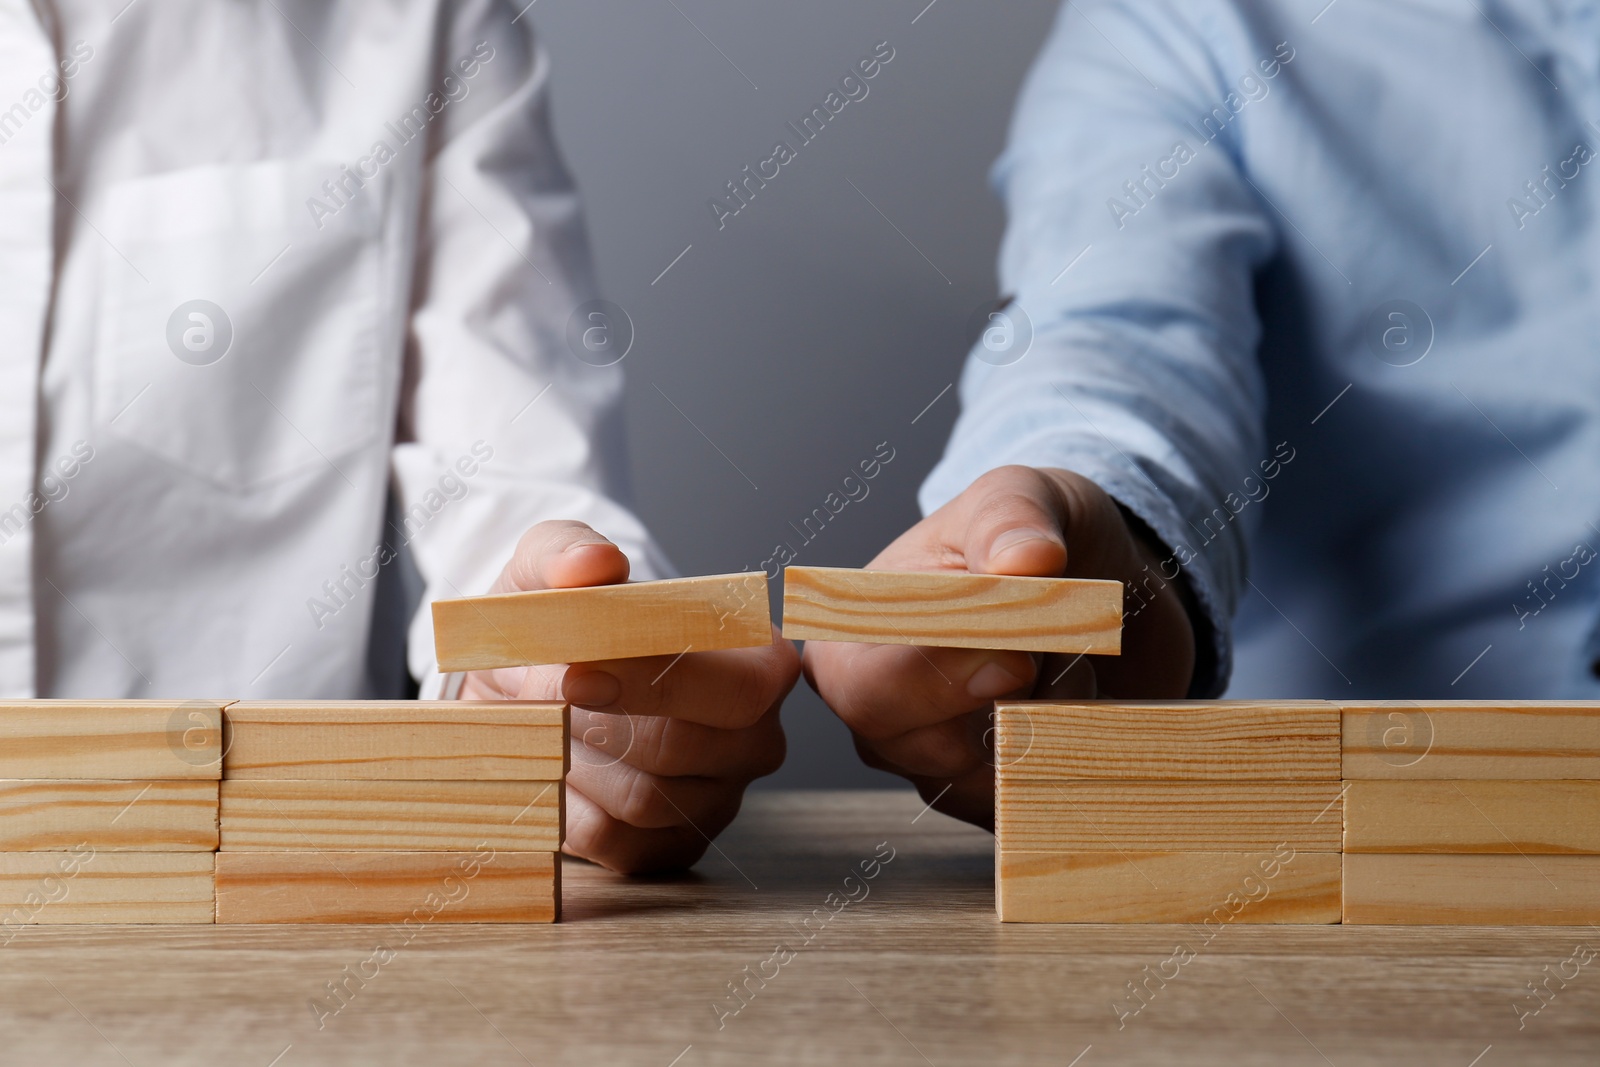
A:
[215, 851, 558, 924]
[998, 850, 1342, 923]
[780, 566, 1123, 654]
[1342, 701, 1600, 779]
[5, 793, 1600, 1065]
[995, 701, 1340, 780]
[1344, 781, 1600, 854]
[0, 700, 223, 780]
[433, 573, 771, 671]
[221, 702, 567, 780]
[1343, 853, 1600, 924]
[997, 780, 1343, 852]
[0, 780, 218, 851]
[219, 780, 561, 852]
[0, 853, 214, 924]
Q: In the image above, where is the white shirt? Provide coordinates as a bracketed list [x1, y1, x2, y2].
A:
[0, 0, 666, 700]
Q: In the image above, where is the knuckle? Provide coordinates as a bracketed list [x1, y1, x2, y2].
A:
[639, 658, 685, 718]
[615, 767, 671, 828]
[977, 463, 1036, 490]
[632, 716, 691, 777]
[971, 464, 1051, 507]
[832, 694, 897, 742]
[581, 822, 709, 876]
[722, 668, 771, 729]
[745, 719, 786, 779]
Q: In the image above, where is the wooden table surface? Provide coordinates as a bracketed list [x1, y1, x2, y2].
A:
[2, 789, 1598, 1066]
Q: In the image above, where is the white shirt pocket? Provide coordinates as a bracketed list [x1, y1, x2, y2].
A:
[94, 160, 386, 490]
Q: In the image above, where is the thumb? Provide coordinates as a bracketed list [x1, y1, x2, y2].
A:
[494, 520, 631, 594]
[958, 467, 1070, 578]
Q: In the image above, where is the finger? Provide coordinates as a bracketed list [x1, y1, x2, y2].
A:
[563, 628, 799, 729]
[850, 731, 995, 829]
[459, 659, 565, 702]
[567, 752, 746, 832]
[868, 465, 1068, 576]
[946, 465, 1072, 577]
[1032, 651, 1099, 700]
[563, 788, 712, 874]
[804, 639, 1036, 741]
[463, 521, 630, 698]
[492, 520, 630, 594]
[851, 714, 989, 779]
[569, 703, 786, 779]
[903, 767, 995, 832]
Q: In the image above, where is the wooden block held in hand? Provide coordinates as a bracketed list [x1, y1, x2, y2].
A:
[1343, 853, 1600, 924]
[1342, 702, 1600, 779]
[433, 573, 771, 671]
[0, 780, 218, 851]
[780, 567, 1122, 654]
[220, 780, 561, 852]
[0, 852, 214, 925]
[997, 849, 1341, 923]
[222, 702, 566, 780]
[1343, 780, 1600, 854]
[215, 851, 559, 924]
[0, 701, 223, 780]
[995, 701, 1340, 780]
[997, 780, 1343, 852]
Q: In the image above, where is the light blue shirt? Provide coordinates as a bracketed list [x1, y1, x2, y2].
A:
[923, 0, 1600, 698]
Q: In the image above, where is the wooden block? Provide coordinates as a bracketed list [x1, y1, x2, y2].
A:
[222, 702, 566, 780]
[0, 780, 218, 851]
[0, 700, 222, 780]
[781, 567, 1122, 654]
[215, 851, 559, 923]
[1344, 780, 1600, 854]
[433, 573, 771, 671]
[997, 781, 1342, 852]
[0, 853, 214, 925]
[997, 849, 1342, 923]
[1343, 854, 1600, 924]
[1342, 701, 1600, 779]
[219, 780, 561, 852]
[995, 701, 1340, 780]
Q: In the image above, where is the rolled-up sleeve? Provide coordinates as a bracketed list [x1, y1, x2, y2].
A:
[395, 1, 672, 692]
[921, 0, 1278, 695]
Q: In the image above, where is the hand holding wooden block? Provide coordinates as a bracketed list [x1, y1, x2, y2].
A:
[780, 567, 1122, 654]
[433, 573, 772, 671]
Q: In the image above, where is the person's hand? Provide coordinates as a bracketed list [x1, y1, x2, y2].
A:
[802, 465, 1197, 829]
[459, 520, 798, 874]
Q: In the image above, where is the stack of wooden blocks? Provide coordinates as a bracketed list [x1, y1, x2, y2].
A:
[0, 701, 224, 925]
[994, 700, 1343, 923]
[0, 571, 778, 929]
[1341, 701, 1600, 924]
[996, 700, 1600, 925]
[0, 700, 567, 925]
[10, 567, 1599, 929]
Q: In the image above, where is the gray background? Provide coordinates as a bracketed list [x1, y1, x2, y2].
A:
[529, 0, 1063, 789]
